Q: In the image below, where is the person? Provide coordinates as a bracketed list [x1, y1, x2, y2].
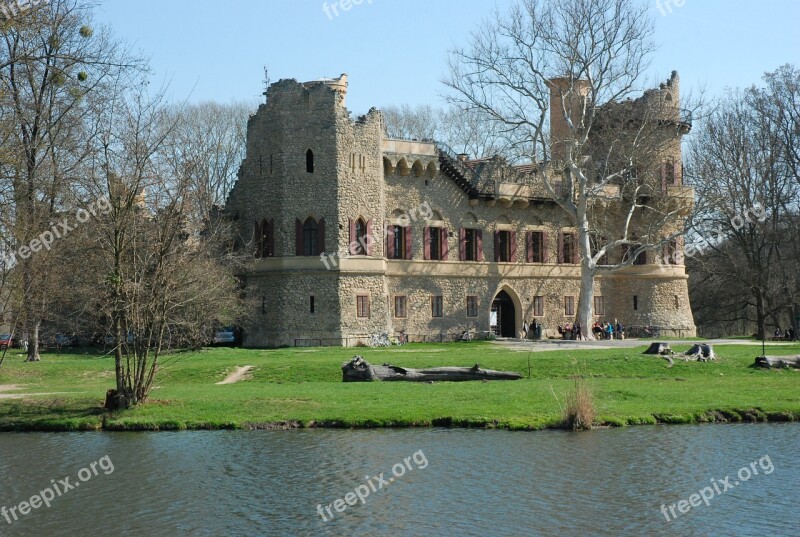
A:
[615, 319, 624, 341]
[574, 322, 582, 341]
[788, 327, 796, 341]
[522, 321, 529, 339]
[22, 339, 28, 352]
[774, 328, 783, 340]
[606, 322, 614, 340]
[592, 321, 602, 339]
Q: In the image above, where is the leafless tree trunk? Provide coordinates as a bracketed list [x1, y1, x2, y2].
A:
[444, 0, 695, 337]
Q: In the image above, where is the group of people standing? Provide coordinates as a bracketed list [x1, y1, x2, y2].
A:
[521, 319, 626, 340]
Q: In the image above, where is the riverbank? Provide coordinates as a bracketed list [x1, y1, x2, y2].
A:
[0, 341, 798, 432]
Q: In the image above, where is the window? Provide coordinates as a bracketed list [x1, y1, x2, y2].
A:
[663, 239, 679, 265]
[350, 218, 370, 256]
[431, 295, 443, 318]
[310, 296, 315, 314]
[460, 228, 482, 261]
[386, 225, 411, 260]
[633, 295, 638, 311]
[527, 231, 545, 263]
[356, 295, 370, 318]
[559, 232, 577, 264]
[306, 149, 314, 173]
[394, 296, 407, 318]
[624, 244, 646, 265]
[594, 296, 605, 316]
[466, 296, 478, 317]
[424, 226, 448, 261]
[533, 296, 544, 317]
[254, 219, 273, 258]
[303, 218, 318, 256]
[495, 230, 513, 262]
[564, 296, 575, 316]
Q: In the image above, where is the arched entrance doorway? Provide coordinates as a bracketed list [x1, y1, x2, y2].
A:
[491, 290, 517, 337]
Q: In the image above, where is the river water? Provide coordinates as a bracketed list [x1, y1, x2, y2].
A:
[0, 423, 797, 536]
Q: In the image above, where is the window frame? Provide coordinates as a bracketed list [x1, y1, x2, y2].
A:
[431, 295, 444, 318]
[394, 295, 407, 318]
[564, 296, 575, 316]
[356, 295, 370, 318]
[466, 295, 478, 318]
[533, 296, 544, 317]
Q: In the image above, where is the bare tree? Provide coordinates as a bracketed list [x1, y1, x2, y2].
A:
[687, 67, 800, 339]
[0, 0, 141, 360]
[78, 80, 246, 410]
[382, 104, 439, 140]
[444, 0, 694, 337]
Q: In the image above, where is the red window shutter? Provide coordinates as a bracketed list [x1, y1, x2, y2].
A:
[423, 226, 431, 260]
[542, 231, 549, 263]
[405, 226, 413, 260]
[295, 219, 303, 256]
[317, 217, 325, 254]
[494, 231, 500, 262]
[572, 233, 579, 264]
[386, 222, 395, 259]
[509, 231, 517, 262]
[557, 232, 564, 264]
[526, 232, 533, 263]
[459, 228, 466, 261]
[476, 230, 483, 261]
[366, 219, 373, 256]
[267, 219, 275, 257]
[441, 227, 449, 261]
[349, 218, 356, 255]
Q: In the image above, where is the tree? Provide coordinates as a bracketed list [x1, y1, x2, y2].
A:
[77, 80, 246, 409]
[0, 0, 141, 360]
[686, 67, 800, 339]
[444, 0, 694, 337]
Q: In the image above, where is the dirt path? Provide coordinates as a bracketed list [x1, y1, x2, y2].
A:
[0, 384, 71, 399]
[216, 366, 254, 385]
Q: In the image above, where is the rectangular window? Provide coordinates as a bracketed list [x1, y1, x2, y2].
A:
[394, 296, 407, 318]
[496, 230, 511, 262]
[564, 296, 575, 316]
[464, 229, 479, 261]
[390, 226, 405, 260]
[310, 296, 315, 314]
[529, 231, 544, 263]
[594, 296, 605, 316]
[431, 295, 443, 318]
[533, 296, 544, 317]
[560, 232, 576, 264]
[429, 227, 441, 260]
[356, 295, 370, 318]
[466, 296, 478, 317]
[633, 295, 638, 311]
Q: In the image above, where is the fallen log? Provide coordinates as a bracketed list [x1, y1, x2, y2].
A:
[754, 355, 800, 369]
[342, 355, 522, 382]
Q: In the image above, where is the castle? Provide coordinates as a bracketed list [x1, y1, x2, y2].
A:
[224, 72, 696, 347]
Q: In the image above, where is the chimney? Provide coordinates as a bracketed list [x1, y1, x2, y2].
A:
[548, 77, 590, 162]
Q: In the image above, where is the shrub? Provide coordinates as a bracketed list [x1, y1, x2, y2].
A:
[563, 376, 596, 430]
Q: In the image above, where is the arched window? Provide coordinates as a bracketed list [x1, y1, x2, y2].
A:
[306, 149, 314, 173]
[254, 219, 273, 258]
[303, 217, 318, 256]
[354, 218, 367, 255]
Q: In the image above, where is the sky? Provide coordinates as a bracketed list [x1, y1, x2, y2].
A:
[93, 0, 800, 115]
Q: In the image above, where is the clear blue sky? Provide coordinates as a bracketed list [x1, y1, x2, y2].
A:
[94, 0, 800, 114]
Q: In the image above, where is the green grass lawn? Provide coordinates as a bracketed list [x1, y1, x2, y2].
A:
[0, 341, 798, 431]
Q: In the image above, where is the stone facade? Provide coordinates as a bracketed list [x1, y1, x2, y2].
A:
[225, 73, 696, 347]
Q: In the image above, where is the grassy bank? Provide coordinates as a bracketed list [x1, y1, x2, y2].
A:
[0, 341, 798, 431]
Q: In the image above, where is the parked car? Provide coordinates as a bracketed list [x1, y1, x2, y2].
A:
[0, 334, 17, 350]
[212, 326, 237, 346]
